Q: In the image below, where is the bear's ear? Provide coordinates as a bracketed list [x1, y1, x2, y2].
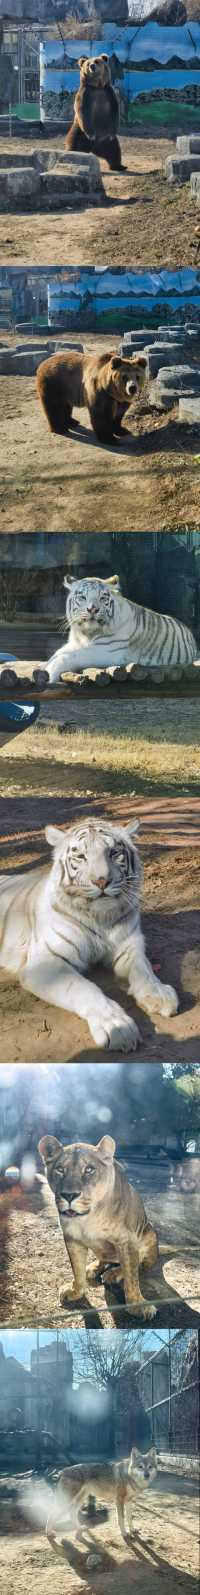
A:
[111, 355, 122, 371]
[101, 53, 109, 60]
[132, 354, 147, 371]
[97, 1136, 116, 1161]
[78, 56, 86, 69]
[38, 1135, 62, 1165]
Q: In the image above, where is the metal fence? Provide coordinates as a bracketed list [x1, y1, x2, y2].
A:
[134, 1329, 199, 1456]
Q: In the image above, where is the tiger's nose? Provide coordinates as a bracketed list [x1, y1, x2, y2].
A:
[93, 875, 110, 889]
[87, 605, 98, 614]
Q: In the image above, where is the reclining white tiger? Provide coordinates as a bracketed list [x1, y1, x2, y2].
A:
[0, 817, 178, 1051]
[40, 573, 197, 683]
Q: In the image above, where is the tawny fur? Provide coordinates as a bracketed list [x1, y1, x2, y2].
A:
[39, 1132, 158, 1318]
[65, 53, 123, 172]
[36, 349, 147, 444]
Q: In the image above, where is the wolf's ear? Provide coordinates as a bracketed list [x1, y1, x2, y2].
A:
[45, 825, 63, 850]
[38, 1136, 62, 1165]
[97, 1136, 116, 1161]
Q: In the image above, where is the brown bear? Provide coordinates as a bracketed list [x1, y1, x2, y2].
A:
[65, 54, 124, 173]
[36, 348, 147, 445]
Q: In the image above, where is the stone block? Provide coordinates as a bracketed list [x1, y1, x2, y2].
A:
[190, 173, 200, 204]
[0, 166, 39, 209]
[165, 155, 200, 184]
[178, 397, 200, 424]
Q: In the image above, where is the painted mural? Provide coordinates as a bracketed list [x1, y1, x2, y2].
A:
[47, 267, 200, 331]
[40, 25, 200, 126]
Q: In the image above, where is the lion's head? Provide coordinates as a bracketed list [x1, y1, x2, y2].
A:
[38, 1134, 116, 1216]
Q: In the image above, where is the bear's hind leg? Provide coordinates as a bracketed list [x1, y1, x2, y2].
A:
[40, 379, 73, 437]
[65, 118, 90, 153]
[89, 391, 115, 445]
[98, 136, 125, 172]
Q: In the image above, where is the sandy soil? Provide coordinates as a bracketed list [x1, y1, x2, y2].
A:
[0, 137, 197, 269]
[0, 343, 200, 534]
[0, 793, 200, 1064]
[0, 1478, 198, 1594]
[1, 1170, 200, 1329]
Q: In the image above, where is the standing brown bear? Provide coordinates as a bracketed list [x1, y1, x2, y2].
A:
[65, 54, 125, 172]
[36, 349, 147, 445]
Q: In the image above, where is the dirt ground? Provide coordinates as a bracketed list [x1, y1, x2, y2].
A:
[0, 700, 200, 793]
[0, 136, 197, 269]
[1, 338, 200, 534]
[0, 1477, 198, 1594]
[1, 1167, 200, 1329]
[0, 791, 200, 1064]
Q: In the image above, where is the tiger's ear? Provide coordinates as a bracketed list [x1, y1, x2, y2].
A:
[63, 574, 73, 591]
[45, 825, 63, 850]
[126, 819, 140, 839]
[106, 574, 121, 591]
[97, 1136, 116, 1161]
[38, 1135, 62, 1165]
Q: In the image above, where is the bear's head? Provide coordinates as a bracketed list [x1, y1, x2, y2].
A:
[78, 54, 111, 89]
[105, 353, 147, 405]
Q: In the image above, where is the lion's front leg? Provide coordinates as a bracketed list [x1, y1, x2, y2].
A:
[119, 1243, 157, 1321]
[59, 1242, 88, 1307]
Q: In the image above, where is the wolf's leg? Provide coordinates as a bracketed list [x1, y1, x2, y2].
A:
[59, 1242, 88, 1306]
[116, 1484, 127, 1537]
[21, 947, 140, 1053]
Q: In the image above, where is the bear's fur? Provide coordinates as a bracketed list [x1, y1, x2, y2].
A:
[65, 54, 124, 173]
[36, 348, 147, 445]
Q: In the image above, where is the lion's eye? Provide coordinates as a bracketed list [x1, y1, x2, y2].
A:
[84, 1164, 95, 1177]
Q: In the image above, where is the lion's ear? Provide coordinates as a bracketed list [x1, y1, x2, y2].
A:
[97, 1136, 116, 1161]
[38, 1136, 61, 1164]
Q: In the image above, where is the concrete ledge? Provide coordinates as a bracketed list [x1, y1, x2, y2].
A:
[0, 339, 84, 375]
[178, 397, 200, 424]
[176, 136, 200, 156]
[0, 149, 105, 212]
[190, 172, 200, 204]
[165, 154, 200, 184]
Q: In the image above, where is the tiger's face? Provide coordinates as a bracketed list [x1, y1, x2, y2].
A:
[64, 573, 121, 636]
[38, 1134, 116, 1217]
[129, 1448, 157, 1488]
[45, 818, 141, 903]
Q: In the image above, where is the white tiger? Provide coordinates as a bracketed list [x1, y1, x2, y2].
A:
[0, 818, 178, 1051]
[42, 573, 197, 684]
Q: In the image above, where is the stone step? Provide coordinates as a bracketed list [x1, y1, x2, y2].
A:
[150, 365, 200, 409]
[166, 154, 200, 184]
[190, 173, 200, 204]
[178, 397, 200, 424]
[0, 151, 105, 211]
[0, 341, 84, 375]
[0, 167, 39, 208]
[176, 136, 200, 156]
[146, 343, 192, 377]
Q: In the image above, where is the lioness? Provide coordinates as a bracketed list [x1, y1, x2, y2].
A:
[39, 1133, 158, 1318]
[46, 1446, 158, 1549]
